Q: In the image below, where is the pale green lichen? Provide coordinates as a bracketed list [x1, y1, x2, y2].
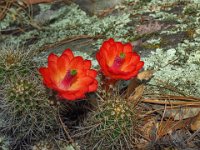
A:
[149, 11, 180, 22]
[143, 42, 200, 96]
[0, 7, 29, 30]
[38, 3, 52, 11]
[1, 3, 131, 50]
[146, 38, 161, 44]
[0, 14, 11, 30]
[129, 0, 200, 97]
[183, 3, 200, 15]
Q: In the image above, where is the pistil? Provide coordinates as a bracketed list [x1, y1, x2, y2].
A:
[111, 52, 125, 69]
[60, 69, 77, 89]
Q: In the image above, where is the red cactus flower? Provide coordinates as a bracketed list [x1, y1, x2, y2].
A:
[96, 38, 144, 80]
[39, 49, 98, 101]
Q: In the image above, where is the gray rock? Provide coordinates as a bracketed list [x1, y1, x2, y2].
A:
[74, 0, 123, 15]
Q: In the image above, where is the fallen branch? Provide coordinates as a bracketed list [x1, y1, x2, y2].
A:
[144, 94, 200, 102]
[22, 0, 54, 5]
[142, 99, 200, 106]
[141, 105, 200, 117]
[0, 0, 14, 20]
[39, 34, 104, 52]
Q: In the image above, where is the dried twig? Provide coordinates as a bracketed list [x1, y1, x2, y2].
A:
[0, 0, 14, 20]
[142, 99, 200, 106]
[39, 34, 104, 52]
[58, 113, 73, 143]
[141, 105, 200, 117]
[155, 79, 187, 96]
[150, 95, 200, 102]
[23, 0, 54, 5]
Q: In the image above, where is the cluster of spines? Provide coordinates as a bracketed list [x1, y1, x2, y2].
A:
[81, 84, 140, 149]
[0, 44, 62, 148]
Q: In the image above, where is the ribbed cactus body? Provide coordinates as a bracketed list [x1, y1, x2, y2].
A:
[0, 74, 60, 143]
[80, 86, 140, 149]
[0, 45, 35, 84]
[0, 45, 61, 147]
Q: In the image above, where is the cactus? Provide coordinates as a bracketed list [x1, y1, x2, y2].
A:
[0, 64, 60, 147]
[32, 138, 79, 150]
[32, 139, 56, 150]
[0, 44, 64, 148]
[79, 85, 141, 149]
[0, 43, 36, 84]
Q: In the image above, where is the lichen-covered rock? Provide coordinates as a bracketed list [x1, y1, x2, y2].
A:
[143, 37, 200, 97]
[0, 3, 131, 51]
[74, 0, 123, 15]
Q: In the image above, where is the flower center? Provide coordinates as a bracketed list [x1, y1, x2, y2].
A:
[60, 69, 77, 89]
[119, 52, 125, 59]
[111, 52, 125, 69]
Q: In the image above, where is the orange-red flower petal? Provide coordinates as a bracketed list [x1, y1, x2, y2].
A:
[39, 49, 98, 101]
[96, 38, 144, 80]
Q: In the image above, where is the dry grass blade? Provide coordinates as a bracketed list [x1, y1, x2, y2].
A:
[140, 116, 157, 141]
[97, 7, 115, 17]
[39, 34, 104, 52]
[128, 84, 145, 105]
[142, 105, 200, 117]
[155, 79, 187, 96]
[0, 0, 14, 20]
[137, 70, 154, 81]
[167, 95, 200, 101]
[145, 95, 200, 102]
[141, 109, 194, 142]
[23, 0, 54, 5]
[125, 78, 140, 97]
[142, 99, 200, 106]
[156, 118, 192, 137]
[142, 94, 200, 106]
[190, 112, 200, 131]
